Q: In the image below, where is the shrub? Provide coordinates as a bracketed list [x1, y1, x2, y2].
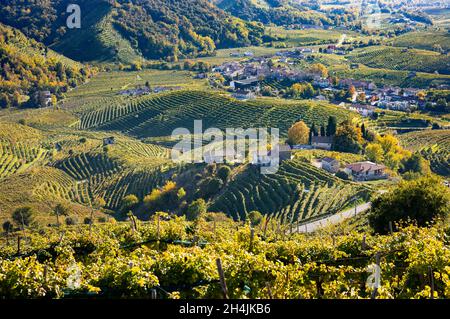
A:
[186, 199, 207, 221]
[247, 211, 263, 226]
[369, 176, 450, 234]
[12, 207, 35, 229]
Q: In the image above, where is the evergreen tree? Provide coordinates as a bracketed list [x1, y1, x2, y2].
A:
[326, 116, 337, 136]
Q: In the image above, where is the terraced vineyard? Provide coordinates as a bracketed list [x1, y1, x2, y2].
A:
[79, 91, 355, 138]
[210, 159, 371, 222]
[399, 130, 450, 177]
[348, 46, 450, 75]
[0, 140, 47, 179]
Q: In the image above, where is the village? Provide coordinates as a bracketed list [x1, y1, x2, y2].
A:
[209, 47, 438, 116]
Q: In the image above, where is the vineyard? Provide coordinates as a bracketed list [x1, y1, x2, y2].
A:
[78, 91, 355, 138]
[348, 46, 450, 75]
[390, 31, 450, 52]
[0, 140, 47, 180]
[399, 130, 450, 177]
[0, 217, 449, 299]
[210, 159, 371, 222]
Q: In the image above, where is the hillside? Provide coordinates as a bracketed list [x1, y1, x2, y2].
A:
[215, 0, 334, 26]
[399, 130, 450, 177]
[77, 90, 356, 138]
[0, 23, 96, 108]
[210, 160, 371, 222]
[348, 46, 450, 75]
[0, 0, 265, 63]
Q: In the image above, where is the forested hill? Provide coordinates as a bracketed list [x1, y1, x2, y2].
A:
[214, 0, 334, 26]
[0, 23, 96, 109]
[0, 0, 265, 62]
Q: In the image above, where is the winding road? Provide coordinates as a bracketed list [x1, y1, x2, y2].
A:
[293, 202, 372, 233]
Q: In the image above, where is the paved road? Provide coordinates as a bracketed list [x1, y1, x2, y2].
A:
[293, 202, 372, 233]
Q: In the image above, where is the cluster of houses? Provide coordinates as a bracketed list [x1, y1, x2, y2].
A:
[118, 86, 182, 97]
[319, 158, 388, 181]
[211, 49, 429, 112]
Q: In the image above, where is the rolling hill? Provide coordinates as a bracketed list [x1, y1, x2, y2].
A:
[399, 130, 450, 177]
[214, 0, 333, 26]
[348, 46, 450, 75]
[0, 23, 96, 108]
[77, 90, 357, 138]
[0, 0, 265, 63]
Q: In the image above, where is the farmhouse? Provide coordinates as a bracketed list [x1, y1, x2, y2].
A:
[321, 157, 340, 173]
[348, 104, 375, 117]
[103, 137, 116, 146]
[232, 91, 256, 101]
[344, 161, 387, 181]
[230, 77, 260, 91]
[36, 91, 52, 107]
[278, 144, 293, 162]
[311, 136, 333, 150]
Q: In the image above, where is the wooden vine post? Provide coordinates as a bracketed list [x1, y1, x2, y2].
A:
[216, 258, 229, 299]
[17, 235, 21, 255]
[371, 252, 381, 299]
[249, 227, 255, 252]
[429, 266, 435, 299]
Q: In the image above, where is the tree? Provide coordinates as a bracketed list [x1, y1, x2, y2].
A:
[12, 207, 35, 229]
[2, 220, 13, 234]
[365, 143, 384, 163]
[310, 123, 318, 136]
[287, 121, 310, 145]
[309, 63, 328, 78]
[320, 125, 326, 137]
[217, 166, 232, 183]
[326, 116, 337, 136]
[121, 194, 139, 213]
[247, 211, 263, 226]
[400, 153, 431, 176]
[348, 85, 356, 100]
[186, 199, 207, 221]
[199, 177, 223, 199]
[369, 176, 450, 234]
[332, 120, 363, 154]
[53, 203, 69, 226]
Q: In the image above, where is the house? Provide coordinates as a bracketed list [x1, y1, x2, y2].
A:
[230, 77, 260, 91]
[232, 91, 256, 100]
[103, 137, 116, 146]
[311, 136, 333, 150]
[313, 78, 331, 88]
[204, 149, 244, 164]
[344, 161, 387, 181]
[251, 151, 271, 166]
[348, 104, 375, 117]
[119, 86, 151, 96]
[321, 157, 340, 173]
[277, 144, 293, 162]
[37, 91, 52, 107]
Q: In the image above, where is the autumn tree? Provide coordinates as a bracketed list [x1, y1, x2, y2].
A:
[287, 121, 310, 145]
[332, 120, 363, 154]
[309, 63, 328, 78]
